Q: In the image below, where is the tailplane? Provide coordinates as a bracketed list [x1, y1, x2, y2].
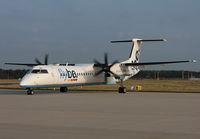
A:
[111, 39, 166, 63]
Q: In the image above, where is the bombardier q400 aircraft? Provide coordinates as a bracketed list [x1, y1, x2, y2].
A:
[5, 38, 195, 95]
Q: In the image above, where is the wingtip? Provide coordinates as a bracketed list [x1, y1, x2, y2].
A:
[190, 60, 197, 63]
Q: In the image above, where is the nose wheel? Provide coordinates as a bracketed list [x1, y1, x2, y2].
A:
[27, 88, 34, 95]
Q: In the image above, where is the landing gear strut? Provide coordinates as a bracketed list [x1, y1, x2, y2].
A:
[60, 87, 68, 92]
[27, 88, 34, 95]
[118, 79, 127, 93]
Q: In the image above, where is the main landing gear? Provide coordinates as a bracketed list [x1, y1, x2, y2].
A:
[60, 87, 68, 92]
[27, 88, 34, 95]
[26, 87, 68, 95]
[118, 79, 127, 93]
[118, 86, 126, 93]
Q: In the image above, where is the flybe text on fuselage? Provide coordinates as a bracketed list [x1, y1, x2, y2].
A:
[58, 68, 78, 81]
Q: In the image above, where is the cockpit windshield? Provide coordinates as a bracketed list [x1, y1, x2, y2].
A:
[31, 69, 48, 74]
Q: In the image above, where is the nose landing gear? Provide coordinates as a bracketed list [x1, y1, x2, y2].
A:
[27, 88, 34, 95]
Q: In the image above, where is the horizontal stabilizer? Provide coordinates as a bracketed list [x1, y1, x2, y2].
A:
[111, 39, 166, 43]
[122, 60, 195, 66]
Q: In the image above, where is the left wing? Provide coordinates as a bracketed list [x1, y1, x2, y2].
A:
[122, 60, 196, 66]
[0, 82, 19, 85]
[5, 63, 40, 67]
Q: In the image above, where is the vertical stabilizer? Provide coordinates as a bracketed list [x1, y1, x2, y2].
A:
[129, 38, 142, 63]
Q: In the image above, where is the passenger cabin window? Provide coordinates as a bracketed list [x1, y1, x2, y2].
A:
[31, 69, 48, 74]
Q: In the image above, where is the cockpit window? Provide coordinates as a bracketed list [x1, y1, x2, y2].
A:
[31, 70, 40, 73]
[41, 70, 48, 73]
[31, 69, 48, 74]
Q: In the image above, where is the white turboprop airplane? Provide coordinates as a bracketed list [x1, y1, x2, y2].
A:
[5, 38, 195, 95]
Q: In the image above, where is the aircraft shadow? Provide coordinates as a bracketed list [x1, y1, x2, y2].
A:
[0, 89, 115, 95]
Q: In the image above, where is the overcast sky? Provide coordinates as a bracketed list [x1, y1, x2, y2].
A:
[0, 0, 199, 71]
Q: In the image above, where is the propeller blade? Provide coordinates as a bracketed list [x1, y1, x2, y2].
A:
[95, 69, 104, 76]
[109, 71, 120, 79]
[109, 60, 119, 68]
[94, 59, 102, 65]
[104, 73, 107, 83]
[104, 53, 108, 66]
[94, 59, 104, 67]
[35, 58, 42, 65]
[45, 54, 48, 65]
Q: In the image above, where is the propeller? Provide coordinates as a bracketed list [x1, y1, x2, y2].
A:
[35, 54, 49, 65]
[94, 53, 119, 82]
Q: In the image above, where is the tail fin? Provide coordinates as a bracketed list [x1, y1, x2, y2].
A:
[111, 39, 166, 63]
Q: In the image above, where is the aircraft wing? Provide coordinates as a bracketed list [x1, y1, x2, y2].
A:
[122, 60, 195, 66]
[0, 82, 19, 85]
[5, 63, 39, 67]
[5, 54, 49, 67]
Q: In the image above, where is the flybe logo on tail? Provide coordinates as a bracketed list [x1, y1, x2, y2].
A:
[135, 50, 140, 62]
[58, 68, 78, 81]
[132, 50, 140, 63]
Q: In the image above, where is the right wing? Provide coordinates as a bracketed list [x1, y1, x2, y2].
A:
[122, 60, 196, 67]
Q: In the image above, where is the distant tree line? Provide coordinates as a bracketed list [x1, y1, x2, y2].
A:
[0, 69, 28, 79]
[0, 69, 200, 79]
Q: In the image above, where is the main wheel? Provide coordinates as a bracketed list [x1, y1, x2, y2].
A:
[118, 87, 126, 93]
[60, 87, 68, 92]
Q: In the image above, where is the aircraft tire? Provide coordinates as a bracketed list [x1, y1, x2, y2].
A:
[27, 89, 34, 95]
[118, 87, 126, 93]
[60, 87, 68, 92]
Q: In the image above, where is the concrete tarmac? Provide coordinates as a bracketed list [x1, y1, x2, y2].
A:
[0, 89, 200, 139]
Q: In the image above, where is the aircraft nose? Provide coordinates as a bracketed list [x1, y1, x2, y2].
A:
[19, 79, 26, 87]
[20, 75, 33, 87]
[20, 79, 28, 87]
